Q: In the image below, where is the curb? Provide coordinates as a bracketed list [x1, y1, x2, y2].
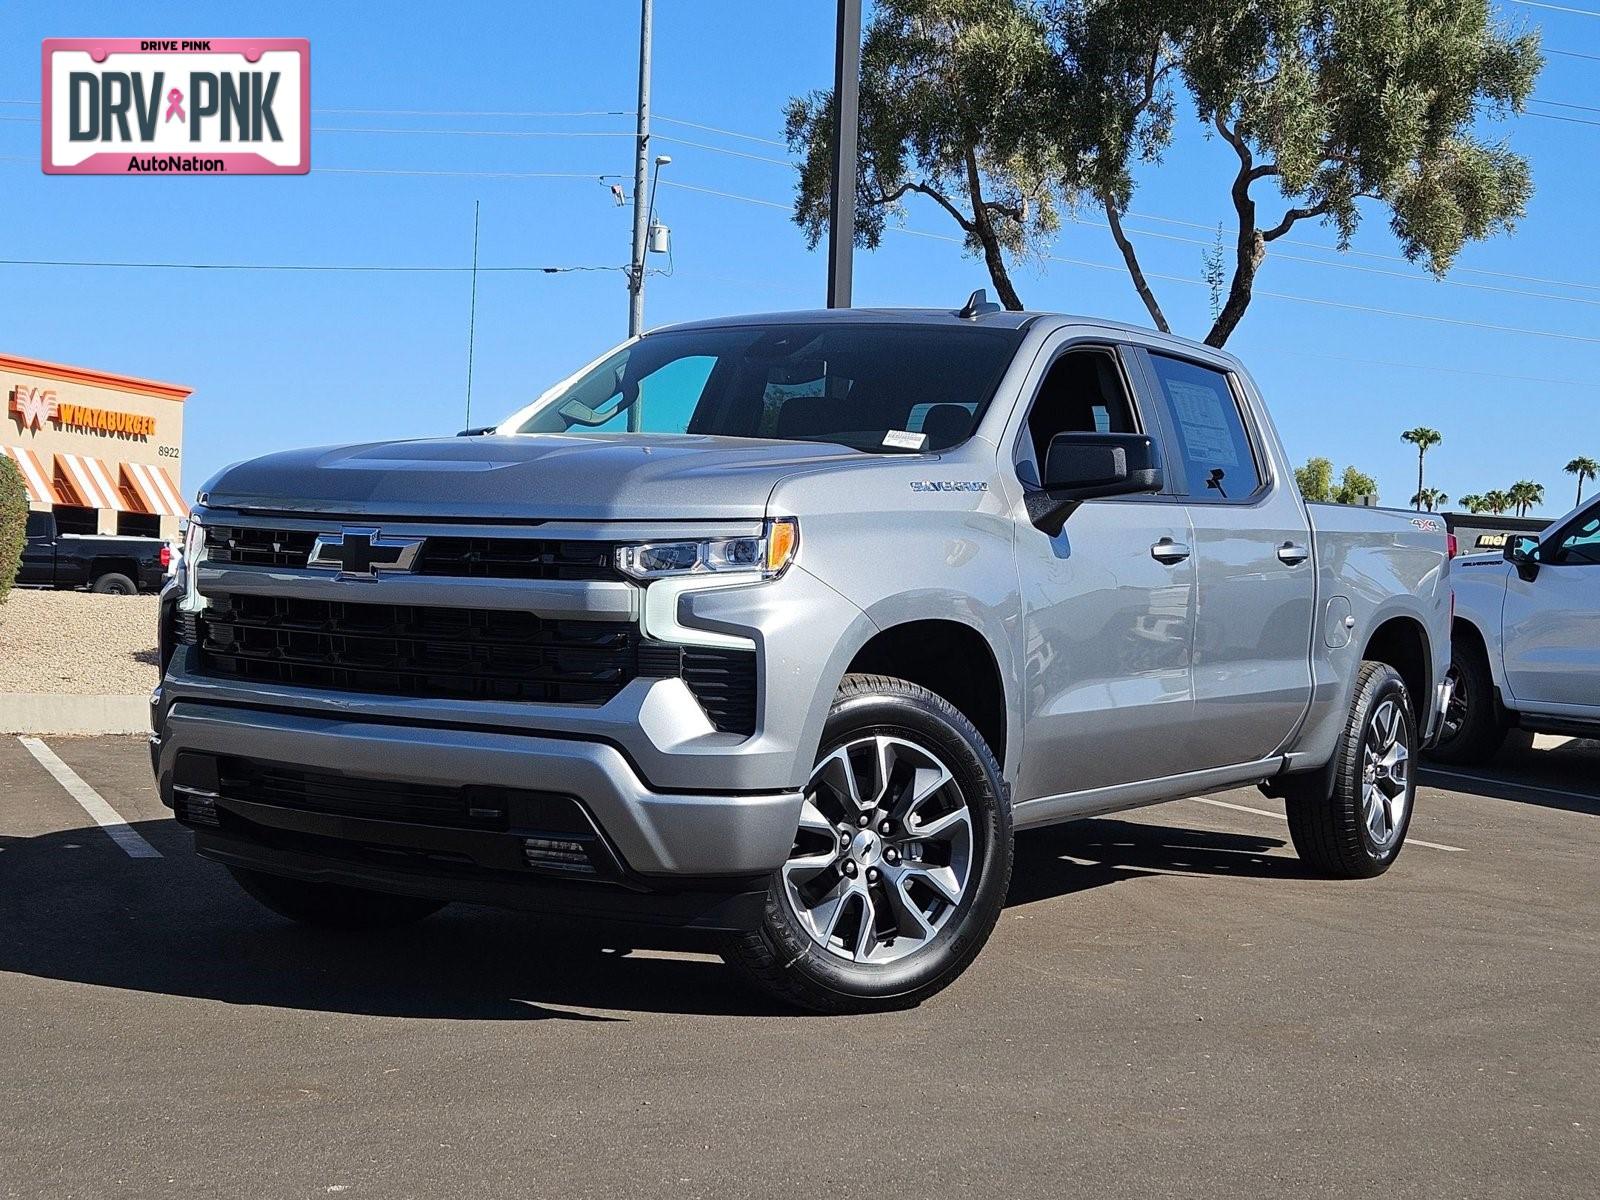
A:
[1, 693, 150, 736]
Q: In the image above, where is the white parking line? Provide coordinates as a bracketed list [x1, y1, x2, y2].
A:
[1421, 767, 1600, 806]
[18, 737, 161, 859]
[1188, 796, 1467, 853]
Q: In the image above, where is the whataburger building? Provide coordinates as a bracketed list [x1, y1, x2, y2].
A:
[3, 353, 190, 539]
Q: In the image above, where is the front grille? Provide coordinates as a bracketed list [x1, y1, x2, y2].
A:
[206, 525, 317, 568]
[197, 593, 638, 705]
[218, 757, 511, 828]
[204, 525, 621, 581]
[416, 537, 619, 581]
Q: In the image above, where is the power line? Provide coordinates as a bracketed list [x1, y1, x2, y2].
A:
[656, 114, 788, 148]
[0, 257, 624, 274]
[1508, 0, 1600, 16]
[312, 124, 629, 139]
[316, 166, 625, 180]
[1549, 47, 1600, 61]
[1525, 109, 1600, 128]
[1531, 97, 1600, 115]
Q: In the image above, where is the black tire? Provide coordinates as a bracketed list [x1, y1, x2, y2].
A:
[227, 866, 447, 929]
[1288, 661, 1416, 879]
[1428, 640, 1509, 765]
[91, 572, 137, 595]
[722, 674, 1013, 1014]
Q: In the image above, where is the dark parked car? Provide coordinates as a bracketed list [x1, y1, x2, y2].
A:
[18, 510, 171, 595]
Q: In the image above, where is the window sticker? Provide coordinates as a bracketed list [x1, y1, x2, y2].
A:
[1166, 379, 1240, 467]
[883, 429, 927, 450]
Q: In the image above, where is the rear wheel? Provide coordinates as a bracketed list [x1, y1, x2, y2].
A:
[1429, 641, 1509, 765]
[722, 674, 1012, 1013]
[227, 866, 447, 929]
[90, 572, 137, 595]
[1288, 661, 1416, 879]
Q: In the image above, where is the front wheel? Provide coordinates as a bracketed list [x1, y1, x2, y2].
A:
[722, 674, 1013, 1013]
[1428, 642, 1508, 764]
[1288, 661, 1416, 879]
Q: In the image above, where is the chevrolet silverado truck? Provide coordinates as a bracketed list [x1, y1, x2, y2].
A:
[153, 299, 1451, 1012]
[1432, 494, 1599, 762]
[19, 510, 171, 594]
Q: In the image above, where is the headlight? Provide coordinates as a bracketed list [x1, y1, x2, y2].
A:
[180, 515, 206, 610]
[615, 517, 798, 581]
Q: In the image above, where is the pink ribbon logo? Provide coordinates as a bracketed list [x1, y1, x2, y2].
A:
[164, 88, 185, 123]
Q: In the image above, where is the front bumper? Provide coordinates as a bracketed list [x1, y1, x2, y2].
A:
[153, 701, 803, 930]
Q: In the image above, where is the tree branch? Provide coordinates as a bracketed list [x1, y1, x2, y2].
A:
[874, 180, 975, 233]
[1101, 190, 1170, 333]
[1261, 199, 1333, 242]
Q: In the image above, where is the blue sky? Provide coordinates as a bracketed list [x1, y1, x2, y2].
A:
[3, 1, 1598, 517]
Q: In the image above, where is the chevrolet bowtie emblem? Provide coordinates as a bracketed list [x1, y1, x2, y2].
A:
[306, 528, 423, 579]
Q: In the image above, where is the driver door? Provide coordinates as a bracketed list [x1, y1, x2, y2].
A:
[1502, 505, 1600, 714]
[1010, 341, 1196, 804]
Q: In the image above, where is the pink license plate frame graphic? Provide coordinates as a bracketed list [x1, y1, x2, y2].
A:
[42, 38, 310, 175]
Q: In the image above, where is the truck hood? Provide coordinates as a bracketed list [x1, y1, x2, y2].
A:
[199, 433, 864, 522]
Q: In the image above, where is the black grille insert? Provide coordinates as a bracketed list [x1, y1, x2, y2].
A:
[204, 525, 621, 581]
[197, 593, 638, 705]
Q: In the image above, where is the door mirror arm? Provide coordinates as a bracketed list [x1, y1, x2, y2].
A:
[1026, 432, 1164, 536]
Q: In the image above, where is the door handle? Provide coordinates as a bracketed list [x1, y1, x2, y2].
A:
[1150, 538, 1191, 565]
[1277, 541, 1310, 566]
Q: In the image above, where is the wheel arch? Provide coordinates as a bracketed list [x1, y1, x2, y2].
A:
[1362, 615, 1432, 713]
[841, 618, 1011, 770]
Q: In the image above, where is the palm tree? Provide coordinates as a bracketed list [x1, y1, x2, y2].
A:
[1457, 493, 1485, 514]
[1411, 487, 1448, 512]
[1565, 456, 1598, 507]
[1483, 489, 1512, 515]
[1508, 480, 1545, 517]
[1401, 427, 1443, 511]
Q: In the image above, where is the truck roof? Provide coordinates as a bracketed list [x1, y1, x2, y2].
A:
[652, 306, 1242, 366]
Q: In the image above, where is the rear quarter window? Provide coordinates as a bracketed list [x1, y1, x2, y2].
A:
[1148, 353, 1262, 501]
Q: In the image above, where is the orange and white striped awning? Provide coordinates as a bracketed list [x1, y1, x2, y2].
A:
[55, 451, 127, 511]
[121, 460, 188, 517]
[2, 445, 55, 506]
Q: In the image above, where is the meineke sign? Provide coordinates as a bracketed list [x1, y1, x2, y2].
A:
[42, 38, 309, 175]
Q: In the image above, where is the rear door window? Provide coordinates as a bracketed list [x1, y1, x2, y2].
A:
[1147, 353, 1262, 501]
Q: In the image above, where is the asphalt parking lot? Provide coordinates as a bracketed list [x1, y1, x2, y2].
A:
[3, 735, 1595, 1199]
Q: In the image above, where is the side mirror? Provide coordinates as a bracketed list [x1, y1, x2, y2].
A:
[1504, 533, 1541, 581]
[1026, 432, 1163, 535]
[456, 425, 497, 437]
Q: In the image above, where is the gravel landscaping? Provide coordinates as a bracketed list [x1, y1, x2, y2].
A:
[0, 589, 160, 695]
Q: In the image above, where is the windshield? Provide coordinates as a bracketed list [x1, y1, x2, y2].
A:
[500, 323, 1023, 452]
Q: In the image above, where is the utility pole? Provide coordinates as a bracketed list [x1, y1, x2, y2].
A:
[626, 0, 653, 431]
[826, 0, 862, 308]
[628, 0, 653, 341]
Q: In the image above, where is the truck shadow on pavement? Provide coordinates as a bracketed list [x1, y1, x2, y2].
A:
[0, 815, 1294, 1020]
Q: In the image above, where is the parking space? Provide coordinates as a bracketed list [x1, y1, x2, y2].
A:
[3, 736, 1596, 1199]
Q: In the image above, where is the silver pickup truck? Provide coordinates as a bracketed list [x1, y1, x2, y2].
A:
[153, 300, 1451, 1012]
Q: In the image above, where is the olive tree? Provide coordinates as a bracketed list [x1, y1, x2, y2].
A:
[1050, 0, 1540, 345]
[786, 0, 1064, 310]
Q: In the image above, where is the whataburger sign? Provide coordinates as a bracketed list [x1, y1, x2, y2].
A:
[10, 385, 157, 439]
[42, 38, 309, 175]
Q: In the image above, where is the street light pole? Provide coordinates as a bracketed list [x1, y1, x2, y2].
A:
[827, 0, 862, 309]
[627, 0, 653, 341]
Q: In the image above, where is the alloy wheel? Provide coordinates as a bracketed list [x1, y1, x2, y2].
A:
[781, 734, 973, 964]
[1440, 664, 1468, 743]
[1361, 697, 1411, 850]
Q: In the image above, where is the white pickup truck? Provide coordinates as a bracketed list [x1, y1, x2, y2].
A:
[1433, 496, 1600, 762]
